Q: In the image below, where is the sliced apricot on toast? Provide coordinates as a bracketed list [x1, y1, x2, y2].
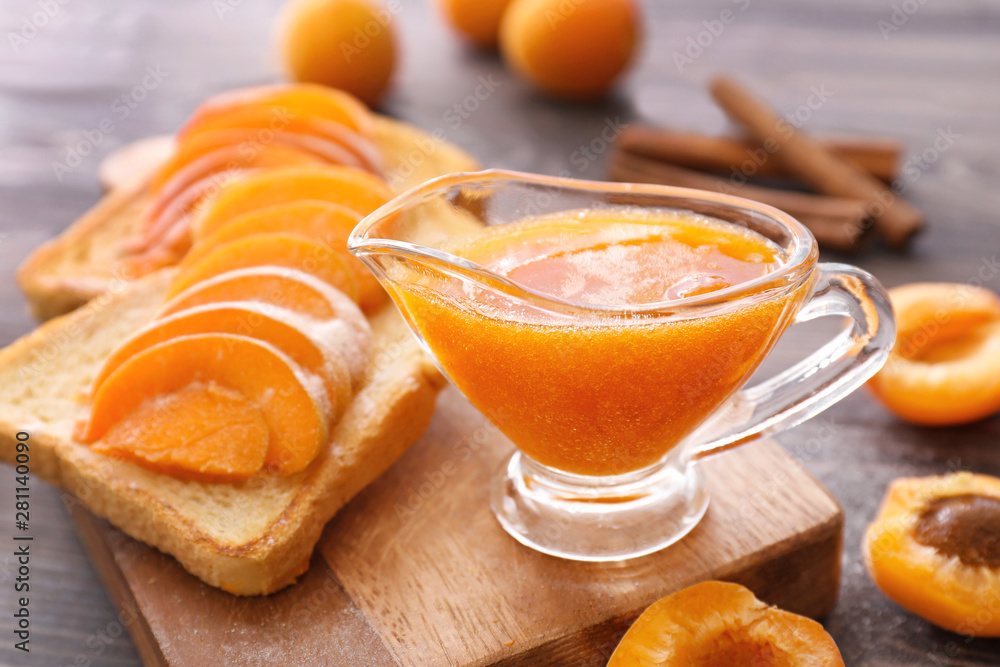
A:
[146, 143, 324, 230]
[178, 84, 375, 139]
[92, 382, 270, 483]
[166, 233, 360, 303]
[149, 129, 370, 194]
[191, 165, 391, 239]
[77, 333, 328, 476]
[158, 267, 372, 387]
[187, 200, 386, 312]
[609, 580, 844, 666]
[89, 302, 352, 422]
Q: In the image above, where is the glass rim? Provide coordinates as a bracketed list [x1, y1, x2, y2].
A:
[348, 168, 819, 315]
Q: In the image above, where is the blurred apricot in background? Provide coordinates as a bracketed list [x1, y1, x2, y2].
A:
[500, 0, 641, 101]
[278, 0, 397, 107]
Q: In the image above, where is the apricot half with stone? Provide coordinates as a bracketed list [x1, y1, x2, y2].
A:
[867, 282, 1000, 425]
[78, 333, 329, 477]
[608, 580, 844, 666]
[863, 473, 1000, 637]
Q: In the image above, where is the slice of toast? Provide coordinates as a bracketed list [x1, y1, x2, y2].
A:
[1, 118, 478, 595]
[17, 116, 479, 321]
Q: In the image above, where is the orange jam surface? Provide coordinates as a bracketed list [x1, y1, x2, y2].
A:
[395, 207, 807, 476]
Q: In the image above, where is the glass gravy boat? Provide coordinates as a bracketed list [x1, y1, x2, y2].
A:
[349, 170, 894, 562]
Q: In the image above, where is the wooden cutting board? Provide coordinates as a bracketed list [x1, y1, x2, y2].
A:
[70, 386, 843, 666]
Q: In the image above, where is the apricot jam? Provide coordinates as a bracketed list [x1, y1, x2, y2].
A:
[394, 208, 806, 476]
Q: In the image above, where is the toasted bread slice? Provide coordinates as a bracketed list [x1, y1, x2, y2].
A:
[17, 116, 479, 321]
[0, 270, 447, 594]
[2, 117, 478, 594]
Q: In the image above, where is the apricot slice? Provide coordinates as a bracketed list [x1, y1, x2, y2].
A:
[863, 473, 1000, 637]
[191, 165, 391, 239]
[166, 233, 360, 303]
[180, 107, 383, 173]
[186, 200, 386, 312]
[78, 333, 328, 476]
[88, 302, 352, 422]
[126, 169, 249, 261]
[178, 83, 375, 140]
[146, 143, 324, 229]
[157, 267, 373, 387]
[609, 581, 844, 666]
[91, 383, 269, 483]
[149, 129, 368, 195]
[867, 283, 1000, 425]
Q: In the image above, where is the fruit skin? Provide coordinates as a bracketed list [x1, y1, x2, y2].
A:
[278, 0, 397, 108]
[500, 0, 641, 101]
[77, 333, 329, 477]
[608, 580, 844, 666]
[167, 233, 361, 303]
[92, 383, 270, 483]
[437, 0, 514, 49]
[867, 282, 1000, 426]
[863, 473, 1000, 638]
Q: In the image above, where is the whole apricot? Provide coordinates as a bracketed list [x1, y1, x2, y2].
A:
[864, 473, 1000, 637]
[499, 0, 640, 100]
[867, 282, 1000, 425]
[609, 580, 844, 666]
[278, 0, 397, 107]
[437, 0, 514, 49]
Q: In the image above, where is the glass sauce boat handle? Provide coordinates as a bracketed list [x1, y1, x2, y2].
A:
[687, 263, 896, 461]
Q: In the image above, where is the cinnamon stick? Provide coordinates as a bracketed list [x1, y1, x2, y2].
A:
[619, 125, 901, 183]
[709, 75, 923, 248]
[609, 150, 872, 253]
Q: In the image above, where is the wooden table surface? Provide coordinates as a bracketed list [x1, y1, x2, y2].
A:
[1, 0, 999, 665]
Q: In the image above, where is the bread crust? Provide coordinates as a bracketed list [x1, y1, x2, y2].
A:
[2, 117, 476, 594]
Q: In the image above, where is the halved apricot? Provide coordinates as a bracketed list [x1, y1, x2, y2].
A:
[178, 84, 375, 140]
[166, 233, 360, 303]
[77, 333, 328, 475]
[608, 580, 844, 666]
[157, 267, 372, 387]
[186, 200, 386, 312]
[91, 382, 269, 483]
[863, 473, 1000, 637]
[88, 302, 352, 422]
[867, 283, 1000, 425]
[191, 165, 391, 239]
